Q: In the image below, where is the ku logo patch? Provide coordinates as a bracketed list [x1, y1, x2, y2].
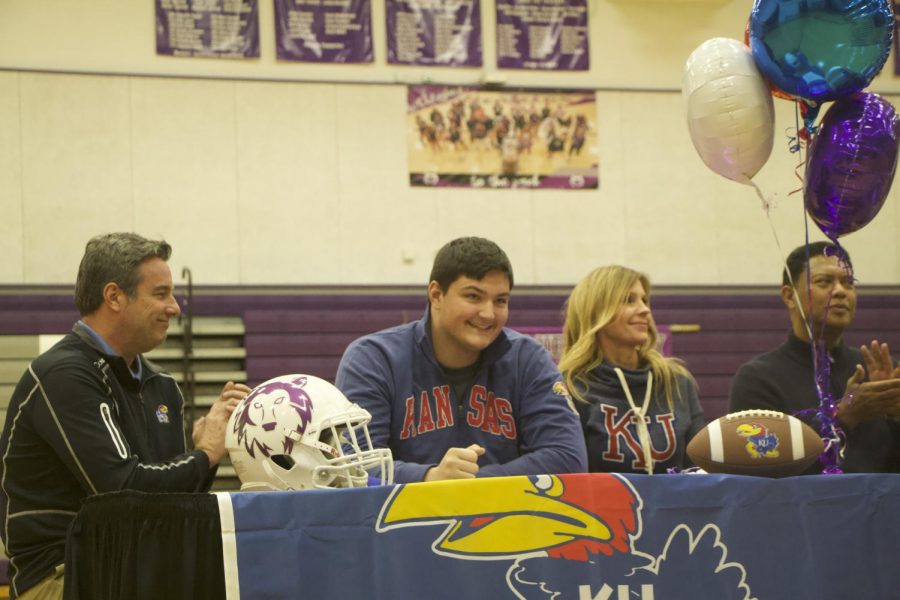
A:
[376, 474, 755, 599]
[155, 405, 170, 424]
[736, 423, 780, 458]
[553, 381, 577, 414]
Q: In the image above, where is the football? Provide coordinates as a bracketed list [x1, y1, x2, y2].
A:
[687, 410, 824, 477]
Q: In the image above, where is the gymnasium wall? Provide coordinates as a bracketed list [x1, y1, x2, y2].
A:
[1, 0, 899, 287]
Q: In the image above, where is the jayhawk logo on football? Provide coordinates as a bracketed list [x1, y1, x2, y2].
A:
[736, 422, 780, 458]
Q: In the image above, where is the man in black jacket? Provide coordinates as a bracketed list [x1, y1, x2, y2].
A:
[0, 233, 250, 599]
[729, 241, 900, 473]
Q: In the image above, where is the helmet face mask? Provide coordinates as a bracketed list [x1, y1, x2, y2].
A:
[226, 375, 393, 491]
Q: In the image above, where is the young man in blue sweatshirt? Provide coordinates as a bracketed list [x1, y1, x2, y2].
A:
[336, 237, 587, 483]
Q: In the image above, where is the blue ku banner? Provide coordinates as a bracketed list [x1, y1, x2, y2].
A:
[217, 473, 900, 599]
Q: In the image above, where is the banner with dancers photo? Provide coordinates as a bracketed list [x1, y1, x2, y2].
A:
[407, 85, 599, 190]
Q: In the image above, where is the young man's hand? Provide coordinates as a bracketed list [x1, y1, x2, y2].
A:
[424, 444, 485, 481]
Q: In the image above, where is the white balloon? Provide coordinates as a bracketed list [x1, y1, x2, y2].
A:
[683, 38, 775, 184]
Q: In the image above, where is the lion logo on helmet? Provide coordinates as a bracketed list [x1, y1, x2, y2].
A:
[232, 375, 314, 458]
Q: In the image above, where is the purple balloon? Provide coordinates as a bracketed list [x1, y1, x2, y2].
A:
[804, 92, 900, 239]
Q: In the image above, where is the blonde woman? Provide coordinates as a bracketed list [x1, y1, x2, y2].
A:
[559, 266, 704, 474]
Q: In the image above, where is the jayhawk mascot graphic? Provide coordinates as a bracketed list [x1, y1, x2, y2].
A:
[736, 422, 780, 458]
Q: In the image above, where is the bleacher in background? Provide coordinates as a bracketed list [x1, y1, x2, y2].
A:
[1, 286, 899, 498]
[2, 287, 899, 425]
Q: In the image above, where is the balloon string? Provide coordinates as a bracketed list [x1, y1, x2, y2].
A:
[781, 254, 815, 345]
[796, 113, 832, 395]
[789, 159, 805, 197]
[762, 192, 841, 474]
[786, 127, 802, 154]
[748, 179, 775, 213]
[790, 101, 814, 342]
[798, 194, 844, 474]
[787, 102, 807, 197]
[783, 101, 842, 473]
[752, 181, 821, 345]
[776, 102, 814, 342]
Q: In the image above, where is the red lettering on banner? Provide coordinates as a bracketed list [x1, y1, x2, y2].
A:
[433, 385, 454, 429]
[417, 390, 436, 434]
[400, 396, 416, 440]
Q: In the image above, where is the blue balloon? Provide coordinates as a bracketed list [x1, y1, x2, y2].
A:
[749, 0, 894, 103]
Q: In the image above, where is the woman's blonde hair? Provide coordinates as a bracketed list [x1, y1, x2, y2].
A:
[558, 265, 695, 408]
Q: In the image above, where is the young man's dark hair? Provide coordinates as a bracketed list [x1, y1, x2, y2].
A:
[782, 241, 853, 287]
[429, 237, 514, 292]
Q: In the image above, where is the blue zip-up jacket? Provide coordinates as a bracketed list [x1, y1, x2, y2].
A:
[0, 324, 214, 598]
[335, 310, 588, 483]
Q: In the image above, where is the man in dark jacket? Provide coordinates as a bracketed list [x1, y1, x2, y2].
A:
[729, 241, 900, 473]
[0, 233, 250, 599]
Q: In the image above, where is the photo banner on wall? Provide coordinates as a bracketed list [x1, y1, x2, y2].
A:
[274, 0, 373, 63]
[408, 85, 599, 189]
[386, 0, 482, 66]
[156, 0, 260, 58]
[496, 0, 589, 70]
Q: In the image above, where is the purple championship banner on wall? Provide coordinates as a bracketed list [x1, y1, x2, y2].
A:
[407, 85, 598, 189]
[217, 473, 900, 599]
[156, 0, 259, 59]
[274, 0, 373, 63]
[496, 0, 589, 70]
[386, 0, 482, 66]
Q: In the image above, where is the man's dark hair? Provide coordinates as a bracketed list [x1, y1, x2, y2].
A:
[782, 241, 853, 286]
[429, 237, 514, 291]
[74, 233, 172, 316]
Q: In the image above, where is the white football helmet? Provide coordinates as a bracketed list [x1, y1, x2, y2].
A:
[226, 374, 393, 491]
